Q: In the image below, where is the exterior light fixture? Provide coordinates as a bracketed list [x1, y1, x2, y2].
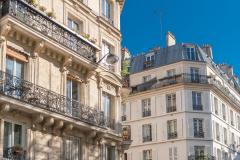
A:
[97, 53, 119, 65]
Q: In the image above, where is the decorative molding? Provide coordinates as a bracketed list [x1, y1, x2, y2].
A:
[0, 103, 10, 114]
[32, 114, 44, 129]
[33, 40, 45, 58]
[61, 56, 72, 72]
[0, 24, 12, 38]
[42, 117, 54, 131]
[53, 120, 64, 135]
[62, 123, 73, 136]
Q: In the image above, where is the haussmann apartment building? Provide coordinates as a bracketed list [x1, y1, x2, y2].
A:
[0, 0, 125, 159]
[122, 32, 240, 160]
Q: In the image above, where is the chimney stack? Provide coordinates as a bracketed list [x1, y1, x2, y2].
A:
[166, 31, 176, 47]
[202, 44, 213, 59]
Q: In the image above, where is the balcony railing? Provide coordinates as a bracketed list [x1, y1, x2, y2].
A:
[168, 131, 178, 139]
[166, 105, 176, 113]
[193, 105, 203, 111]
[0, 71, 115, 130]
[142, 110, 151, 117]
[188, 155, 216, 160]
[143, 60, 155, 69]
[0, 0, 96, 62]
[122, 115, 127, 121]
[131, 74, 208, 94]
[143, 136, 152, 142]
[194, 131, 204, 138]
[3, 147, 26, 160]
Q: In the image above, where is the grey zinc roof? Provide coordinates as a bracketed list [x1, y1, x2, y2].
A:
[130, 43, 206, 74]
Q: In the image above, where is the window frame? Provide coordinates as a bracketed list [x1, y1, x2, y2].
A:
[143, 149, 152, 160]
[142, 124, 152, 142]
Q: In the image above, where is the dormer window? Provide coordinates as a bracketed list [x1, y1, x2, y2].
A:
[184, 47, 198, 61]
[144, 54, 155, 69]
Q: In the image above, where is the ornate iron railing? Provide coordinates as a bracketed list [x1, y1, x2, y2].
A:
[143, 135, 152, 142]
[3, 147, 26, 160]
[194, 131, 204, 138]
[0, 0, 97, 62]
[166, 105, 176, 113]
[143, 60, 155, 69]
[167, 131, 178, 139]
[0, 71, 115, 130]
[142, 110, 151, 117]
[188, 155, 216, 160]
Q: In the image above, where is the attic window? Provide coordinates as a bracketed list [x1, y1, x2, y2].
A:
[184, 47, 198, 61]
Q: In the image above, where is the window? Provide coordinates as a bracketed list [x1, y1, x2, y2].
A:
[166, 94, 176, 113]
[102, 0, 112, 20]
[194, 146, 205, 158]
[216, 123, 220, 141]
[185, 47, 198, 61]
[67, 78, 80, 116]
[217, 149, 221, 160]
[231, 132, 235, 144]
[222, 104, 226, 120]
[144, 54, 155, 68]
[222, 151, 228, 160]
[192, 92, 202, 110]
[223, 127, 227, 144]
[230, 110, 234, 126]
[64, 136, 81, 160]
[167, 69, 176, 77]
[6, 56, 24, 78]
[214, 97, 219, 115]
[68, 18, 83, 34]
[143, 150, 152, 160]
[142, 124, 152, 142]
[122, 103, 127, 121]
[102, 92, 112, 119]
[190, 67, 200, 82]
[169, 147, 177, 160]
[106, 145, 115, 160]
[101, 41, 114, 69]
[167, 120, 177, 139]
[142, 98, 151, 117]
[193, 119, 204, 138]
[143, 75, 151, 83]
[238, 116, 240, 130]
[3, 121, 24, 159]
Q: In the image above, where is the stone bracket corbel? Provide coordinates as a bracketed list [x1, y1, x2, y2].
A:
[84, 70, 95, 84]
[0, 103, 10, 115]
[33, 40, 45, 58]
[0, 24, 12, 39]
[61, 56, 72, 72]
[32, 114, 44, 130]
[53, 120, 64, 135]
[42, 117, 54, 131]
[62, 123, 73, 136]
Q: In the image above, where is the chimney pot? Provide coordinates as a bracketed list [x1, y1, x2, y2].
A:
[166, 31, 176, 47]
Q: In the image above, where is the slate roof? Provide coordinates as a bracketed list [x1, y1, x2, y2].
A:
[130, 43, 206, 74]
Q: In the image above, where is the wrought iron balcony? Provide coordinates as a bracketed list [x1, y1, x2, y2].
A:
[188, 155, 216, 160]
[168, 131, 178, 139]
[193, 104, 203, 111]
[142, 110, 151, 117]
[143, 136, 152, 142]
[122, 115, 127, 121]
[131, 74, 208, 94]
[166, 105, 176, 113]
[3, 147, 26, 160]
[194, 131, 204, 138]
[0, 71, 115, 130]
[0, 0, 97, 62]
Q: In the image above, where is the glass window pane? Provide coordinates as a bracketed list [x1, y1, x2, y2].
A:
[6, 56, 14, 75]
[15, 60, 24, 78]
[14, 124, 22, 146]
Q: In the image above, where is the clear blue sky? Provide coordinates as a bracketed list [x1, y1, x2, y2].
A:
[121, 0, 240, 76]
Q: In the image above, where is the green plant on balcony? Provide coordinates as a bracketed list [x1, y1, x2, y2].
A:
[11, 145, 24, 156]
[47, 11, 56, 19]
[26, 0, 38, 7]
[39, 5, 47, 12]
[90, 38, 97, 44]
[82, 33, 90, 40]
